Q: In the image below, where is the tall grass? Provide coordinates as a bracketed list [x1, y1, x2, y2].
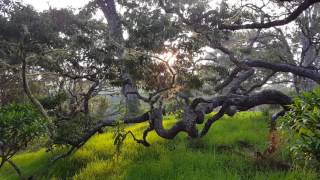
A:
[0, 112, 318, 180]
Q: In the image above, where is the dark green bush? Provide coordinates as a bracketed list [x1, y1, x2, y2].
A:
[52, 113, 96, 146]
[281, 88, 320, 168]
[0, 103, 47, 153]
[0, 103, 47, 176]
[39, 92, 67, 110]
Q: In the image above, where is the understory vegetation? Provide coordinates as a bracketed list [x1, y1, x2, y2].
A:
[0, 112, 318, 180]
[281, 88, 320, 168]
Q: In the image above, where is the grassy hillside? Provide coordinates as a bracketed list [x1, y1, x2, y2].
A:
[0, 112, 318, 180]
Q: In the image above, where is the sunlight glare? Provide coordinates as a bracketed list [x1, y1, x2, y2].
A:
[159, 51, 177, 66]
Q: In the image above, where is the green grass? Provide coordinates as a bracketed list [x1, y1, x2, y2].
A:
[0, 112, 318, 180]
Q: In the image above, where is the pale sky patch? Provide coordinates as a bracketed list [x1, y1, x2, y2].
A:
[22, 0, 106, 20]
[22, 0, 90, 11]
[22, 0, 227, 11]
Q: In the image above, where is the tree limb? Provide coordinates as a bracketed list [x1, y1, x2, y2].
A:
[220, 0, 320, 30]
[243, 59, 320, 83]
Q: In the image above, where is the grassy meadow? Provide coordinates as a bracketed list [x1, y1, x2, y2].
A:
[0, 112, 318, 180]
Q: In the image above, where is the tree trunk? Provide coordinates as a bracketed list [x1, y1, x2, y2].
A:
[97, 0, 140, 116]
[296, 4, 320, 92]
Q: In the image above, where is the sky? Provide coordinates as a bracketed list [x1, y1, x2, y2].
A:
[22, 0, 89, 11]
[21, 0, 277, 21]
[22, 0, 227, 11]
[22, 0, 107, 20]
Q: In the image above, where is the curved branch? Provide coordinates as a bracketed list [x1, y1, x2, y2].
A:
[50, 112, 151, 163]
[220, 0, 320, 30]
[195, 90, 292, 137]
[244, 59, 320, 83]
[150, 109, 188, 139]
[272, 110, 286, 121]
[200, 105, 228, 136]
[7, 159, 22, 178]
[21, 54, 49, 120]
[126, 130, 150, 147]
[50, 146, 77, 164]
[50, 111, 151, 164]
[69, 112, 150, 147]
[148, 90, 292, 140]
[210, 42, 248, 69]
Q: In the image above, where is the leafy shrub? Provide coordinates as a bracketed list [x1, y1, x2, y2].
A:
[281, 88, 320, 168]
[39, 92, 67, 110]
[52, 113, 89, 145]
[0, 103, 47, 176]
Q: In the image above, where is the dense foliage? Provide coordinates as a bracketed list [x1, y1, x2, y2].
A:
[0, 103, 47, 177]
[0, 103, 47, 153]
[282, 88, 320, 167]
